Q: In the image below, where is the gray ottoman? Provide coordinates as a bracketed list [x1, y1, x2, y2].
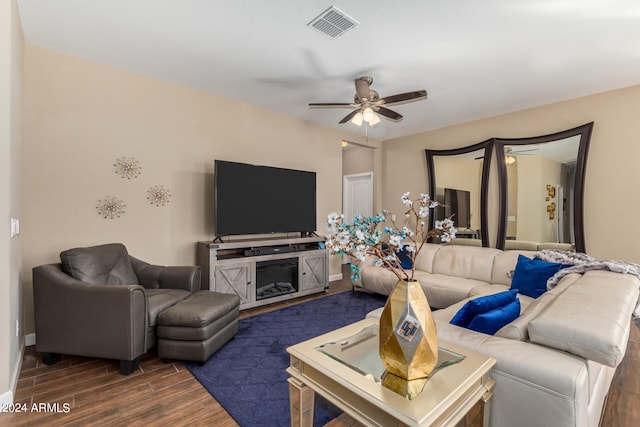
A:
[156, 290, 240, 362]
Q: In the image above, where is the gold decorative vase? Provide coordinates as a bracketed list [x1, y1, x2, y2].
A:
[379, 280, 438, 380]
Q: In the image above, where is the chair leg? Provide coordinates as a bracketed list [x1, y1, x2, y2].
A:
[119, 356, 141, 375]
[41, 352, 62, 365]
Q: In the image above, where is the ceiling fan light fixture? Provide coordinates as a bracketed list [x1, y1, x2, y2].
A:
[362, 107, 375, 122]
[351, 112, 363, 126]
[368, 112, 380, 126]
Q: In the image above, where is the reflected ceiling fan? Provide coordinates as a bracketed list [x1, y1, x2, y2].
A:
[504, 146, 539, 164]
[309, 76, 427, 126]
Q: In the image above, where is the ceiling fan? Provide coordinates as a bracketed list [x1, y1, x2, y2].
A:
[504, 146, 538, 164]
[309, 76, 428, 126]
[505, 146, 539, 155]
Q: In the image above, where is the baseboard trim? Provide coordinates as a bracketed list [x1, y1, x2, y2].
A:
[25, 333, 36, 347]
[329, 273, 343, 282]
[1, 340, 25, 405]
[0, 389, 12, 406]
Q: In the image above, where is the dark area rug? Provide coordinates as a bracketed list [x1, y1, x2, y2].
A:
[185, 291, 387, 427]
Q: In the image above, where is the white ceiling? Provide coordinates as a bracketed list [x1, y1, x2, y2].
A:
[16, 0, 640, 141]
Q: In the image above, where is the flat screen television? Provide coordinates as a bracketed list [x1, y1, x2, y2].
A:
[444, 188, 471, 229]
[214, 160, 317, 236]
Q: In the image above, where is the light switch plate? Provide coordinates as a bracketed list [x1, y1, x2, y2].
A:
[10, 217, 20, 237]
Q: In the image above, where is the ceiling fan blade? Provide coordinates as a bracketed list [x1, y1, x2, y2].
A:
[376, 106, 403, 122]
[309, 102, 359, 109]
[338, 110, 360, 124]
[377, 90, 428, 106]
[355, 77, 373, 100]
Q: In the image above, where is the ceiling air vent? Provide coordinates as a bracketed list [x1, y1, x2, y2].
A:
[307, 6, 359, 39]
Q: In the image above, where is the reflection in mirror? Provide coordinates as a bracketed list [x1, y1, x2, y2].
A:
[425, 140, 493, 247]
[495, 123, 593, 253]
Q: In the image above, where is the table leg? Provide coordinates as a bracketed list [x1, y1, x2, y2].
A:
[481, 378, 496, 427]
[288, 377, 315, 427]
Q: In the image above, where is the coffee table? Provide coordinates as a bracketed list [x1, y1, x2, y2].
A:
[286, 317, 496, 427]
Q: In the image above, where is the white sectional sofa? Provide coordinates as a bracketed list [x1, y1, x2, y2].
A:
[360, 244, 639, 427]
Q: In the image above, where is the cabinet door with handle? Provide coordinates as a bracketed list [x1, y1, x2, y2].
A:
[301, 252, 327, 292]
[214, 262, 253, 304]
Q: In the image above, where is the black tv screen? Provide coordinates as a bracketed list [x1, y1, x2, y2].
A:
[444, 188, 471, 229]
[214, 160, 317, 236]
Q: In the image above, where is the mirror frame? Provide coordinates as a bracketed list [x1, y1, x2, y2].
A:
[494, 122, 594, 252]
[425, 139, 493, 247]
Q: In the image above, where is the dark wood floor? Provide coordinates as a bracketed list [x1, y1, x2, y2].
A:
[1, 269, 638, 426]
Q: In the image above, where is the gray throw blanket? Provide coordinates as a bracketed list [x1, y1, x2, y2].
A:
[536, 249, 640, 327]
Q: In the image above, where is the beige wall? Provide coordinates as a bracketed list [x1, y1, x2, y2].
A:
[21, 45, 374, 335]
[342, 144, 375, 176]
[383, 84, 640, 264]
[515, 156, 562, 242]
[1, 0, 24, 402]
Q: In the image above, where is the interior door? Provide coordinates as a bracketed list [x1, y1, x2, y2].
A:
[342, 172, 374, 265]
[343, 172, 374, 222]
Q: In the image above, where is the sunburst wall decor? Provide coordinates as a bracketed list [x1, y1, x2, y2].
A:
[114, 156, 142, 179]
[97, 196, 126, 219]
[147, 185, 172, 207]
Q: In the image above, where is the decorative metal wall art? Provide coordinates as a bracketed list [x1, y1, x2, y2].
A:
[97, 196, 126, 219]
[114, 157, 142, 179]
[147, 185, 172, 207]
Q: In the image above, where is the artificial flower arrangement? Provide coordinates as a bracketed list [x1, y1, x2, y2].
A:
[326, 192, 457, 282]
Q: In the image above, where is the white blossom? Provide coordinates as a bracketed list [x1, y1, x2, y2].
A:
[402, 226, 415, 237]
[418, 206, 429, 218]
[389, 235, 403, 248]
[337, 230, 350, 245]
[401, 192, 413, 206]
[353, 244, 367, 261]
[326, 212, 343, 232]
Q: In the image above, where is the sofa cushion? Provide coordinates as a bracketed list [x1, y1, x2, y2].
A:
[146, 288, 191, 327]
[468, 299, 521, 335]
[496, 273, 580, 341]
[528, 270, 640, 367]
[450, 289, 519, 328]
[413, 244, 442, 273]
[360, 266, 398, 295]
[414, 272, 488, 309]
[469, 283, 510, 297]
[510, 255, 568, 298]
[504, 240, 539, 251]
[432, 245, 501, 283]
[60, 243, 138, 286]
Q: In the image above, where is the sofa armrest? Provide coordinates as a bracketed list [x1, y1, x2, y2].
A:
[33, 264, 147, 361]
[130, 256, 201, 292]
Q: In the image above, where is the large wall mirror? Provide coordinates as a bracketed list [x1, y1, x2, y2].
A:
[494, 122, 593, 252]
[425, 139, 493, 247]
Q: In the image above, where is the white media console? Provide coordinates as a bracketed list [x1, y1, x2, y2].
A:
[196, 236, 329, 310]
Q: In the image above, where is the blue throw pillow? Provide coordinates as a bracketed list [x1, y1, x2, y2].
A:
[468, 299, 521, 335]
[510, 255, 568, 298]
[450, 289, 519, 328]
[396, 245, 414, 270]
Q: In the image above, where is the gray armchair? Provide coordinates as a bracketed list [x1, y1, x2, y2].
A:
[33, 243, 201, 374]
